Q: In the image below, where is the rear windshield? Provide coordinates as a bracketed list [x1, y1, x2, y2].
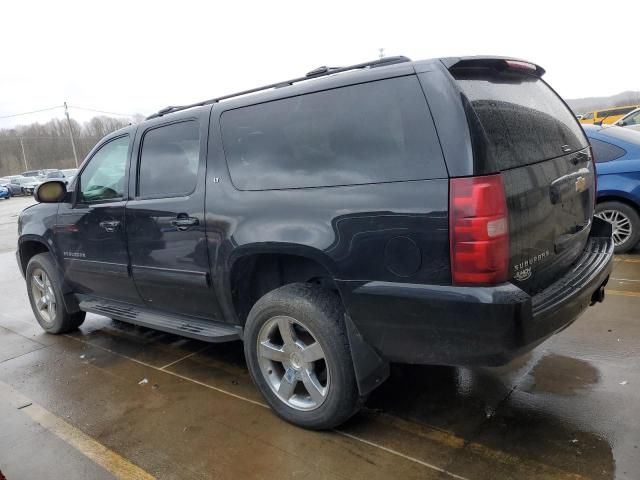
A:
[453, 69, 588, 170]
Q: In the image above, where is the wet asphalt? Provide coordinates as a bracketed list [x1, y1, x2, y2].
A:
[0, 196, 638, 480]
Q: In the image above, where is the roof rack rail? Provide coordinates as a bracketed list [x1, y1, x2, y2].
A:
[146, 55, 411, 120]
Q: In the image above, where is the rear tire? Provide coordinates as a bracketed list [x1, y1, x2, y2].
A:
[26, 253, 85, 334]
[244, 283, 361, 429]
[595, 201, 640, 254]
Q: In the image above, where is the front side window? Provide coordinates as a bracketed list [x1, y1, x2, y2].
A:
[138, 121, 200, 198]
[79, 136, 129, 202]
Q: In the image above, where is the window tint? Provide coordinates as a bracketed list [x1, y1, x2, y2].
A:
[622, 111, 640, 126]
[79, 136, 129, 202]
[221, 76, 445, 190]
[138, 121, 200, 198]
[600, 107, 636, 118]
[454, 70, 588, 170]
[590, 138, 626, 163]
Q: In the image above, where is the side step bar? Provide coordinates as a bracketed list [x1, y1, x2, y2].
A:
[79, 298, 241, 343]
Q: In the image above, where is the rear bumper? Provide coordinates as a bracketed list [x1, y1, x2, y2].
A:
[338, 220, 614, 366]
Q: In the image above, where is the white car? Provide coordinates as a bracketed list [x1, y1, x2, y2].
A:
[614, 108, 640, 131]
[12, 176, 42, 195]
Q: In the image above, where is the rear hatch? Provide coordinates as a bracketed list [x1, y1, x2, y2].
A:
[449, 59, 595, 294]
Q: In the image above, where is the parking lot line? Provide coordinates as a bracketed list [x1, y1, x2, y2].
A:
[63, 333, 590, 480]
[0, 380, 155, 480]
[158, 344, 211, 370]
[335, 430, 471, 480]
[614, 257, 640, 264]
[606, 289, 640, 298]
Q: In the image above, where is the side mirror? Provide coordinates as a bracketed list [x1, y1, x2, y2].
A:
[34, 180, 67, 203]
[617, 121, 626, 127]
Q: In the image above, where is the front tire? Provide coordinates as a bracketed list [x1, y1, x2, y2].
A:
[595, 201, 640, 254]
[26, 253, 85, 334]
[244, 283, 361, 429]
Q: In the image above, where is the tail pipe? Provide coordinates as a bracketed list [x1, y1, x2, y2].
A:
[590, 276, 609, 305]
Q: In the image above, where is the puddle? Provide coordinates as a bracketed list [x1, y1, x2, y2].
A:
[525, 353, 599, 396]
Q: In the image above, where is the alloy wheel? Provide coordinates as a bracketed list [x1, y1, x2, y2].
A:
[256, 315, 329, 411]
[596, 209, 633, 247]
[31, 268, 56, 323]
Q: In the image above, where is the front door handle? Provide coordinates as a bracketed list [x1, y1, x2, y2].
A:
[99, 220, 120, 233]
[171, 216, 199, 231]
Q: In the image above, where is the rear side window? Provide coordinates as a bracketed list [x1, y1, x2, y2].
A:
[453, 70, 588, 170]
[602, 107, 635, 117]
[590, 138, 626, 163]
[221, 76, 445, 190]
[138, 121, 200, 198]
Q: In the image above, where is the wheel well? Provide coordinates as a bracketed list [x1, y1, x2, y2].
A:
[597, 195, 640, 214]
[230, 254, 339, 324]
[19, 240, 49, 274]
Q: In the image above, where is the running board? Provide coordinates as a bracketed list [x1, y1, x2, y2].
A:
[78, 298, 241, 342]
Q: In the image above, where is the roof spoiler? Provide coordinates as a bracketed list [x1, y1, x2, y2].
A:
[441, 56, 545, 77]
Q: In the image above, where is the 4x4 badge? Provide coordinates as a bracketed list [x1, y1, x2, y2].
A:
[514, 267, 532, 282]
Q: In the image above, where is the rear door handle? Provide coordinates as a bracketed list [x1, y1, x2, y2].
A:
[171, 216, 199, 231]
[99, 220, 120, 233]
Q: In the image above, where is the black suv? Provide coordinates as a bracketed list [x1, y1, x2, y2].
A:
[17, 56, 613, 429]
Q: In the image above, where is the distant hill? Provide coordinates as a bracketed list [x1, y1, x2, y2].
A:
[565, 91, 640, 114]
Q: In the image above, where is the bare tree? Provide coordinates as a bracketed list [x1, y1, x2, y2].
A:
[0, 115, 134, 176]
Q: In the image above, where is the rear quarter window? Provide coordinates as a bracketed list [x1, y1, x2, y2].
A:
[220, 76, 446, 190]
[590, 138, 627, 163]
[453, 70, 588, 171]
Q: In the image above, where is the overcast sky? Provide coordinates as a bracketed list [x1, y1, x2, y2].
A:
[2, 0, 638, 129]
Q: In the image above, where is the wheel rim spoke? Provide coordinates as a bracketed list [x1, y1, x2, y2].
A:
[301, 369, 325, 404]
[278, 372, 297, 400]
[31, 269, 55, 322]
[277, 317, 296, 346]
[597, 209, 633, 246]
[257, 315, 329, 411]
[259, 342, 289, 362]
[301, 342, 324, 363]
[32, 274, 45, 292]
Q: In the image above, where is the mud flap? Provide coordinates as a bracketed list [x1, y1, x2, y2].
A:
[344, 314, 390, 396]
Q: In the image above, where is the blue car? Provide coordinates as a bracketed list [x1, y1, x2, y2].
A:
[584, 124, 640, 253]
[0, 185, 10, 200]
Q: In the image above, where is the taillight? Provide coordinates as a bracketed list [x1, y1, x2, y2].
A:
[449, 174, 509, 285]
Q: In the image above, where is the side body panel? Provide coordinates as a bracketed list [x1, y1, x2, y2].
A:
[54, 128, 140, 304]
[125, 108, 222, 319]
[206, 99, 450, 329]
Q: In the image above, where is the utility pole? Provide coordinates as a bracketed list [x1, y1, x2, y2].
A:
[19, 138, 28, 170]
[64, 102, 79, 167]
[379, 48, 385, 59]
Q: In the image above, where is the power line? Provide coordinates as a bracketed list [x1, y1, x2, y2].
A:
[0, 136, 101, 140]
[0, 105, 63, 119]
[68, 105, 136, 117]
[0, 104, 137, 120]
